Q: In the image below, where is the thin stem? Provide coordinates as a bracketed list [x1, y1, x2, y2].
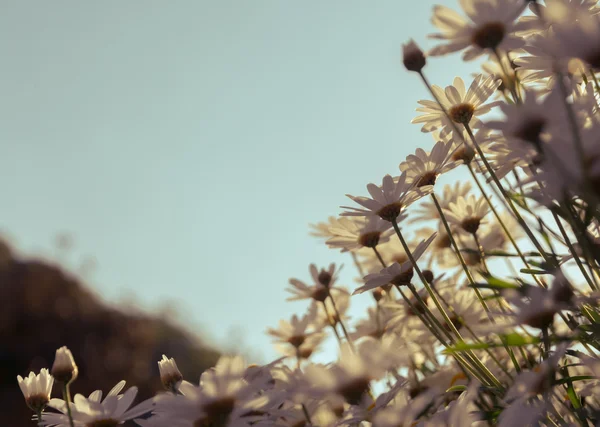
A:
[542, 327, 551, 360]
[431, 193, 491, 315]
[321, 301, 342, 343]
[396, 285, 484, 384]
[36, 408, 43, 427]
[62, 384, 76, 427]
[391, 220, 503, 389]
[552, 211, 598, 291]
[466, 163, 544, 287]
[372, 247, 386, 269]
[301, 403, 313, 425]
[493, 48, 520, 104]
[430, 194, 478, 287]
[351, 252, 365, 277]
[464, 123, 552, 265]
[327, 291, 355, 351]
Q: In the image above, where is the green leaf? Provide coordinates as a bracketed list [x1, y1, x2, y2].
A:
[554, 375, 595, 386]
[445, 385, 467, 393]
[503, 332, 541, 346]
[519, 268, 548, 275]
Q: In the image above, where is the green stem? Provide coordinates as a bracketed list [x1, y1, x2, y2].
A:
[62, 383, 76, 427]
[391, 220, 503, 389]
[301, 403, 313, 425]
[430, 194, 478, 287]
[464, 123, 552, 265]
[327, 290, 355, 351]
[466, 163, 545, 288]
[36, 408, 43, 427]
[552, 211, 598, 291]
[493, 48, 520, 104]
[321, 301, 342, 344]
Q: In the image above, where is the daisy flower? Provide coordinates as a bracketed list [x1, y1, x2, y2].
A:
[553, 10, 600, 70]
[353, 233, 437, 295]
[410, 181, 473, 224]
[304, 343, 389, 406]
[519, 0, 600, 37]
[308, 216, 343, 240]
[326, 217, 392, 253]
[486, 86, 565, 151]
[443, 194, 490, 235]
[17, 368, 54, 413]
[515, 31, 586, 88]
[341, 173, 431, 222]
[372, 389, 439, 427]
[274, 332, 326, 361]
[432, 288, 489, 335]
[41, 381, 154, 427]
[143, 356, 270, 427]
[286, 263, 342, 302]
[266, 311, 321, 351]
[350, 305, 395, 340]
[412, 75, 502, 135]
[428, 0, 528, 61]
[310, 289, 351, 330]
[399, 140, 463, 187]
[504, 285, 568, 330]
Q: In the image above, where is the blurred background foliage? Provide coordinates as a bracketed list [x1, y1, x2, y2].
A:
[0, 237, 221, 426]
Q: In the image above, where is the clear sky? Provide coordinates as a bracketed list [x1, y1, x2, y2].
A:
[0, 1, 477, 362]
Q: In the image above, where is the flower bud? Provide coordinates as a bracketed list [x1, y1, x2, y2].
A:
[51, 346, 78, 384]
[17, 368, 54, 413]
[402, 39, 426, 72]
[158, 355, 183, 391]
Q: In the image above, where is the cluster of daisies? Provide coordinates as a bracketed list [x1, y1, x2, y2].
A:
[18, 0, 600, 425]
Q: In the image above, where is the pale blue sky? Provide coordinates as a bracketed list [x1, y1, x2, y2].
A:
[0, 1, 476, 361]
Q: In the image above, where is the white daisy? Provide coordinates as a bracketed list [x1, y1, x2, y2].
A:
[143, 356, 270, 427]
[443, 194, 490, 235]
[341, 173, 431, 222]
[353, 233, 437, 295]
[515, 31, 586, 87]
[410, 181, 473, 224]
[41, 381, 154, 427]
[553, 9, 600, 70]
[17, 368, 54, 413]
[326, 217, 392, 253]
[304, 343, 389, 406]
[428, 0, 528, 61]
[399, 140, 463, 187]
[266, 311, 321, 351]
[286, 263, 343, 302]
[412, 75, 502, 136]
[309, 216, 343, 240]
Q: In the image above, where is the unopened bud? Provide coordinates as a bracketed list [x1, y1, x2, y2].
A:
[51, 346, 78, 384]
[422, 270, 434, 284]
[158, 355, 183, 392]
[402, 39, 426, 72]
[372, 288, 384, 302]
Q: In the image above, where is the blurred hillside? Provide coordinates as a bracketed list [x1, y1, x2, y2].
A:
[0, 238, 220, 426]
